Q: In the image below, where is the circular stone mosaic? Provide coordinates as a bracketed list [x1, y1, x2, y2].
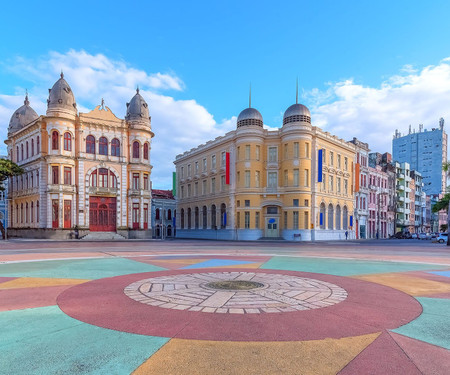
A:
[124, 272, 348, 314]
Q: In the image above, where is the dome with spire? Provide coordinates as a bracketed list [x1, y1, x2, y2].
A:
[46, 72, 77, 116]
[126, 88, 150, 122]
[237, 107, 263, 128]
[8, 93, 39, 134]
[283, 103, 311, 125]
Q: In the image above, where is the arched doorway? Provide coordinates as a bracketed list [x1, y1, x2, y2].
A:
[320, 203, 326, 229]
[328, 204, 334, 230]
[220, 203, 226, 229]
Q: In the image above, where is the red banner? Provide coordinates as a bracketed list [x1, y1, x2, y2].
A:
[226, 152, 230, 184]
[355, 163, 360, 192]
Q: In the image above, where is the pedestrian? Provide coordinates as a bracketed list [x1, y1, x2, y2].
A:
[345, 230, 348, 240]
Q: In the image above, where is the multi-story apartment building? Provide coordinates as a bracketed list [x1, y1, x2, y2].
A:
[411, 171, 425, 233]
[174, 99, 356, 241]
[348, 138, 369, 239]
[367, 165, 389, 238]
[151, 189, 176, 239]
[394, 162, 414, 233]
[393, 120, 447, 195]
[5, 74, 154, 239]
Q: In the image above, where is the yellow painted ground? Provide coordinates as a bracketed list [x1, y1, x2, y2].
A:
[0, 277, 90, 289]
[353, 273, 450, 296]
[133, 333, 379, 375]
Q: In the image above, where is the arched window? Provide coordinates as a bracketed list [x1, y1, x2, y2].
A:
[37, 136, 40, 154]
[156, 208, 160, 220]
[335, 205, 341, 230]
[86, 135, 95, 154]
[143, 143, 149, 160]
[194, 207, 199, 229]
[133, 141, 140, 158]
[167, 209, 172, 220]
[64, 132, 72, 151]
[187, 207, 192, 229]
[220, 203, 226, 229]
[52, 131, 59, 150]
[180, 208, 185, 229]
[202, 206, 207, 229]
[21, 144, 24, 160]
[343, 206, 348, 230]
[320, 203, 326, 229]
[99, 137, 108, 155]
[211, 204, 217, 229]
[26, 141, 29, 159]
[99, 168, 108, 187]
[90, 170, 97, 187]
[31, 139, 34, 156]
[328, 204, 334, 230]
[111, 138, 120, 156]
[111, 173, 118, 188]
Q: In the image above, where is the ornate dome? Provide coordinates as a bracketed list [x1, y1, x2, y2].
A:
[237, 107, 263, 128]
[283, 103, 311, 125]
[46, 72, 77, 115]
[126, 88, 150, 122]
[8, 94, 39, 134]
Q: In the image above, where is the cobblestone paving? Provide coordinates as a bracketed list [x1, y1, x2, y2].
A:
[124, 272, 348, 314]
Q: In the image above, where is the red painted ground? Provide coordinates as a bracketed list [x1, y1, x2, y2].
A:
[58, 268, 422, 341]
[0, 277, 17, 285]
[338, 331, 421, 374]
[0, 285, 76, 311]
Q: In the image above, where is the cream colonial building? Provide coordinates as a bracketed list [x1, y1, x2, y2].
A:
[6, 74, 154, 239]
[174, 98, 356, 241]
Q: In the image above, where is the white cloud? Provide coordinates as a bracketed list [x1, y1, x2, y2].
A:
[306, 59, 450, 154]
[0, 50, 234, 188]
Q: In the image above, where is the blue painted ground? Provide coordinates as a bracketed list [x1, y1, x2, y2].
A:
[181, 259, 256, 269]
[0, 306, 169, 375]
[392, 297, 450, 350]
[0, 258, 165, 279]
[429, 270, 450, 278]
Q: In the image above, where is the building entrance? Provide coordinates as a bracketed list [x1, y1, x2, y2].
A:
[89, 196, 117, 232]
[266, 218, 279, 237]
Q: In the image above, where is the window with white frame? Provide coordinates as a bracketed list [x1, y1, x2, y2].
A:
[211, 177, 216, 193]
[245, 145, 250, 160]
[255, 171, 260, 188]
[203, 158, 207, 171]
[245, 171, 250, 188]
[294, 142, 299, 158]
[293, 211, 299, 229]
[211, 155, 216, 169]
[304, 169, 309, 187]
[268, 172, 277, 188]
[221, 151, 226, 166]
[293, 169, 299, 187]
[268, 147, 277, 162]
[256, 145, 260, 161]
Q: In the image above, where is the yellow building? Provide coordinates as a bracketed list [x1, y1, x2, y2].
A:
[5, 74, 154, 239]
[174, 99, 356, 240]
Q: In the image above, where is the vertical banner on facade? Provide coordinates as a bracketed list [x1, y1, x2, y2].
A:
[318, 149, 323, 182]
[226, 152, 230, 184]
[350, 215, 353, 228]
[172, 172, 176, 197]
[320, 213, 323, 226]
[223, 212, 227, 227]
[355, 163, 360, 192]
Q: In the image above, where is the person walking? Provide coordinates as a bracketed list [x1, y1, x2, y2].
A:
[345, 230, 348, 240]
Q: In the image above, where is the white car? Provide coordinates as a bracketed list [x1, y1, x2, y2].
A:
[437, 233, 448, 243]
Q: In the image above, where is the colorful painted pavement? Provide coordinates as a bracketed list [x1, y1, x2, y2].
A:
[1, 247, 450, 374]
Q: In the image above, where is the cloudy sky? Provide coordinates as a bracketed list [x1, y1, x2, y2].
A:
[2, 1, 450, 188]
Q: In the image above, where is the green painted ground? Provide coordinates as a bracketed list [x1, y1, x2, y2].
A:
[0, 306, 169, 375]
[261, 256, 447, 276]
[392, 297, 450, 350]
[0, 258, 165, 279]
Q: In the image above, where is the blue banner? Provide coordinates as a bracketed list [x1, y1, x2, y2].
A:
[319, 213, 323, 226]
[318, 149, 323, 182]
[223, 213, 227, 227]
[350, 215, 353, 227]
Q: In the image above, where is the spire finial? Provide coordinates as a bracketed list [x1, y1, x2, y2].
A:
[60, 70, 64, 79]
[101, 98, 105, 110]
[249, 83, 252, 108]
[24, 89, 29, 106]
[296, 77, 298, 104]
[136, 85, 140, 94]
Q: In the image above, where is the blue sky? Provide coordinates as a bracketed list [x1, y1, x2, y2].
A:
[2, 0, 450, 188]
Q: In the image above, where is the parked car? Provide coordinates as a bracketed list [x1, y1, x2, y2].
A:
[418, 233, 430, 240]
[411, 233, 418, 239]
[437, 233, 448, 243]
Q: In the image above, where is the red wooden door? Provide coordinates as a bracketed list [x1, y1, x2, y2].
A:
[64, 200, 71, 228]
[89, 197, 116, 231]
[52, 200, 59, 228]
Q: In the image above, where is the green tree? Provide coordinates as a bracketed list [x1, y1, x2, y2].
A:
[432, 193, 450, 213]
[0, 159, 23, 190]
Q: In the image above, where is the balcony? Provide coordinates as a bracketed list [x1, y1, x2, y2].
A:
[369, 184, 377, 190]
[10, 187, 39, 198]
[47, 184, 77, 194]
[404, 209, 411, 215]
[398, 196, 405, 202]
[396, 185, 405, 191]
[397, 207, 405, 213]
[356, 209, 368, 217]
[396, 218, 409, 226]
[264, 187, 278, 194]
[128, 189, 151, 198]
[88, 186, 119, 196]
[397, 173, 405, 180]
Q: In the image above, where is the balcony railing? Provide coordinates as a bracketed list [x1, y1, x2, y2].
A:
[88, 186, 119, 195]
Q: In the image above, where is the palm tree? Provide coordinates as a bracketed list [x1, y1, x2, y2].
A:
[442, 162, 450, 245]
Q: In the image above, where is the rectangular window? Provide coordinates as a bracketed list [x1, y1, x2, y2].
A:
[64, 200, 71, 229]
[237, 212, 241, 228]
[293, 211, 299, 229]
[221, 151, 226, 166]
[195, 161, 199, 174]
[305, 143, 310, 158]
[268, 172, 277, 188]
[245, 199, 250, 207]
[293, 199, 299, 207]
[144, 203, 148, 229]
[245, 171, 250, 188]
[304, 169, 309, 187]
[337, 177, 341, 193]
[195, 182, 199, 196]
[187, 184, 191, 197]
[203, 158, 207, 171]
[221, 175, 225, 191]
[133, 173, 140, 190]
[237, 146, 240, 160]
[181, 185, 184, 198]
[256, 145, 260, 161]
[284, 170, 288, 186]
[337, 155, 341, 169]
[344, 157, 348, 171]
[268, 147, 277, 162]
[63, 167, 71, 185]
[284, 211, 288, 229]
[245, 145, 250, 160]
[211, 155, 216, 169]
[284, 144, 288, 159]
[329, 175, 334, 192]
[144, 174, 149, 190]
[293, 169, 299, 187]
[52, 166, 59, 185]
[294, 142, 299, 158]
[255, 170, 260, 188]
[181, 167, 184, 179]
[211, 177, 216, 193]
[330, 151, 334, 166]
[202, 180, 207, 195]
[187, 164, 191, 177]
[255, 212, 260, 229]
[244, 212, 250, 229]
[304, 199, 309, 206]
[237, 171, 240, 185]
[304, 211, 309, 229]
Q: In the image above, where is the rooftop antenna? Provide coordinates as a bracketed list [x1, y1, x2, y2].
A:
[249, 83, 251, 108]
[24, 89, 29, 105]
[296, 77, 298, 104]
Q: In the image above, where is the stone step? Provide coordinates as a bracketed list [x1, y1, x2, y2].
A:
[81, 232, 126, 241]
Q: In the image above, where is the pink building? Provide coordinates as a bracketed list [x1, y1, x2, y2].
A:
[367, 165, 389, 238]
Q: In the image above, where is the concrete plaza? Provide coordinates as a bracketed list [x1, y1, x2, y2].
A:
[1, 239, 450, 374]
